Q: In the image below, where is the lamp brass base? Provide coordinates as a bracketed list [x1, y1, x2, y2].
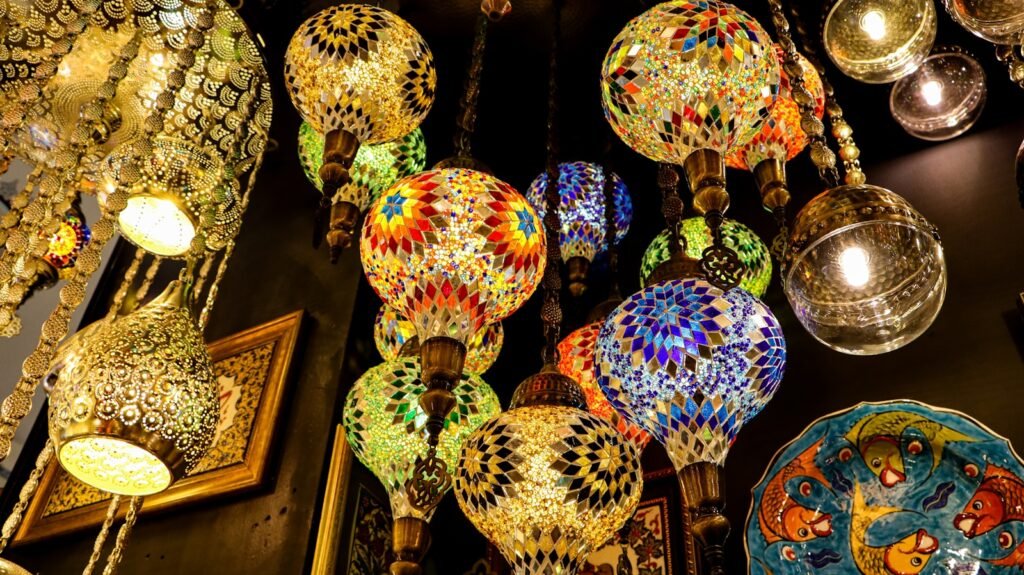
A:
[510, 363, 587, 409]
[753, 158, 790, 212]
[647, 252, 704, 286]
[586, 295, 623, 324]
[418, 336, 467, 436]
[567, 256, 589, 297]
[326, 200, 361, 263]
[678, 462, 730, 575]
[683, 149, 729, 215]
[390, 517, 431, 575]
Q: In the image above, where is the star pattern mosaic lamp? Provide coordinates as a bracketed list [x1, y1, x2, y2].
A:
[48, 279, 219, 496]
[525, 161, 632, 295]
[454, 377, 643, 575]
[640, 217, 772, 298]
[595, 277, 786, 571]
[823, 0, 937, 83]
[297, 122, 427, 211]
[558, 323, 650, 450]
[284, 4, 436, 257]
[374, 307, 503, 374]
[343, 356, 499, 575]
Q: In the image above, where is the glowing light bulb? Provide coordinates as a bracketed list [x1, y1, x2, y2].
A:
[920, 80, 943, 106]
[860, 10, 887, 40]
[839, 246, 871, 287]
[149, 52, 166, 67]
[118, 196, 197, 257]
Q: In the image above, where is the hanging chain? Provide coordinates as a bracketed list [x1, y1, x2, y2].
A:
[452, 15, 490, 160]
[106, 249, 146, 319]
[784, 0, 864, 186]
[191, 255, 215, 297]
[658, 163, 686, 256]
[0, 439, 53, 553]
[602, 161, 621, 300]
[82, 495, 123, 575]
[0, 167, 42, 246]
[0, 12, 215, 463]
[134, 256, 163, 305]
[100, 496, 143, 575]
[539, 0, 564, 367]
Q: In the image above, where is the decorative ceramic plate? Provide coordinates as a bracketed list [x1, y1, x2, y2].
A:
[746, 401, 1024, 575]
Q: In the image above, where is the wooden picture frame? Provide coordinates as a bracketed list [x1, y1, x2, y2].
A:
[13, 310, 304, 545]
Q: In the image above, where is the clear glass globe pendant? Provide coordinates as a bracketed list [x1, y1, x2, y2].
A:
[890, 47, 987, 141]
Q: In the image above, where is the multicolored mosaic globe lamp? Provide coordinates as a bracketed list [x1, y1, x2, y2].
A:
[374, 307, 503, 374]
[360, 167, 546, 506]
[343, 357, 500, 575]
[596, 278, 786, 573]
[48, 278, 219, 496]
[297, 122, 427, 215]
[601, 0, 779, 289]
[823, 0, 936, 83]
[525, 161, 632, 296]
[726, 45, 826, 256]
[890, 47, 987, 141]
[640, 217, 772, 297]
[284, 4, 436, 260]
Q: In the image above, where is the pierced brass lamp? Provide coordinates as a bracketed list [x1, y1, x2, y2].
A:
[284, 5, 436, 259]
[48, 278, 219, 496]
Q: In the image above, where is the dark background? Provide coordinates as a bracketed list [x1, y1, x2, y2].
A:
[5, 0, 1024, 573]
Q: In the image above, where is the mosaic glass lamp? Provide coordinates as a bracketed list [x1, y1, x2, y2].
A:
[595, 278, 786, 571]
[284, 5, 436, 257]
[890, 48, 987, 141]
[785, 184, 947, 355]
[525, 162, 632, 295]
[42, 210, 92, 277]
[455, 368, 643, 575]
[726, 46, 826, 218]
[639, 217, 772, 297]
[361, 167, 545, 395]
[943, 0, 1024, 44]
[823, 0, 936, 83]
[558, 323, 650, 450]
[103, 136, 231, 258]
[374, 307, 503, 374]
[48, 279, 219, 496]
[297, 122, 427, 212]
[343, 357, 499, 575]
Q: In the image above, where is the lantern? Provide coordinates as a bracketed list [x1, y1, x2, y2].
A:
[374, 307, 503, 374]
[823, 0, 936, 83]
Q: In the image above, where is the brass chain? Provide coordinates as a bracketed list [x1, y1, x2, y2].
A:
[0, 439, 53, 552]
[100, 496, 143, 575]
[134, 256, 163, 305]
[82, 495, 123, 575]
[452, 15, 490, 160]
[602, 162, 621, 300]
[658, 163, 686, 256]
[106, 249, 146, 319]
[539, 0, 563, 367]
[0, 167, 42, 246]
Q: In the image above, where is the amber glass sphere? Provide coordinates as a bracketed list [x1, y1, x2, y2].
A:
[890, 49, 987, 141]
[824, 0, 937, 83]
[601, 0, 779, 163]
[283, 4, 436, 144]
[943, 0, 1024, 44]
[785, 185, 946, 355]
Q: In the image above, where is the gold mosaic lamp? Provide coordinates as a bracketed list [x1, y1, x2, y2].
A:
[48, 278, 219, 496]
[284, 4, 436, 259]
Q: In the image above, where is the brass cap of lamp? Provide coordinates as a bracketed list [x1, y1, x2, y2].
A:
[510, 364, 586, 410]
[683, 149, 729, 216]
[326, 200, 361, 263]
[48, 279, 219, 497]
[390, 517, 432, 575]
[647, 251, 705, 286]
[752, 158, 790, 212]
[417, 336, 467, 434]
[586, 295, 623, 325]
[566, 256, 589, 297]
[433, 155, 493, 175]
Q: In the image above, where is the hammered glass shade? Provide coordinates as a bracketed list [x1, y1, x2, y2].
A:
[601, 0, 779, 164]
[557, 323, 651, 450]
[48, 281, 219, 496]
[595, 279, 786, 469]
[890, 50, 986, 141]
[525, 162, 632, 262]
[726, 46, 826, 171]
[297, 122, 427, 210]
[824, 0, 936, 83]
[360, 168, 546, 343]
[0, 559, 29, 575]
[43, 211, 91, 277]
[455, 405, 643, 575]
[283, 4, 436, 144]
[343, 357, 500, 520]
[373, 307, 503, 374]
[943, 0, 1024, 43]
[104, 136, 232, 258]
[639, 217, 772, 297]
[785, 184, 947, 355]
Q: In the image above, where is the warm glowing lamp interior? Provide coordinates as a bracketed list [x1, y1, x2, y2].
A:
[118, 195, 197, 257]
[58, 436, 173, 496]
[860, 10, 887, 40]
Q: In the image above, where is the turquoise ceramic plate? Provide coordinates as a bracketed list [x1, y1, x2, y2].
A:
[746, 400, 1024, 574]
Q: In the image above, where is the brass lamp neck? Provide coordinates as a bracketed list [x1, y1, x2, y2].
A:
[753, 158, 791, 212]
[684, 149, 729, 216]
[678, 462, 730, 575]
[390, 517, 431, 575]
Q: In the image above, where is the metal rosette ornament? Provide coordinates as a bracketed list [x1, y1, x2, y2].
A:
[343, 357, 500, 575]
[284, 4, 436, 260]
[374, 307, 503, 374]
[360, 167, 545, 512]
[298, 122, 427, 215]
[525, 161, 632, 296]
[595, 278, 786, 572]
[600, 0, 779, 290]
[639, 217, 772, 297]
[557, 323, 650, 450]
